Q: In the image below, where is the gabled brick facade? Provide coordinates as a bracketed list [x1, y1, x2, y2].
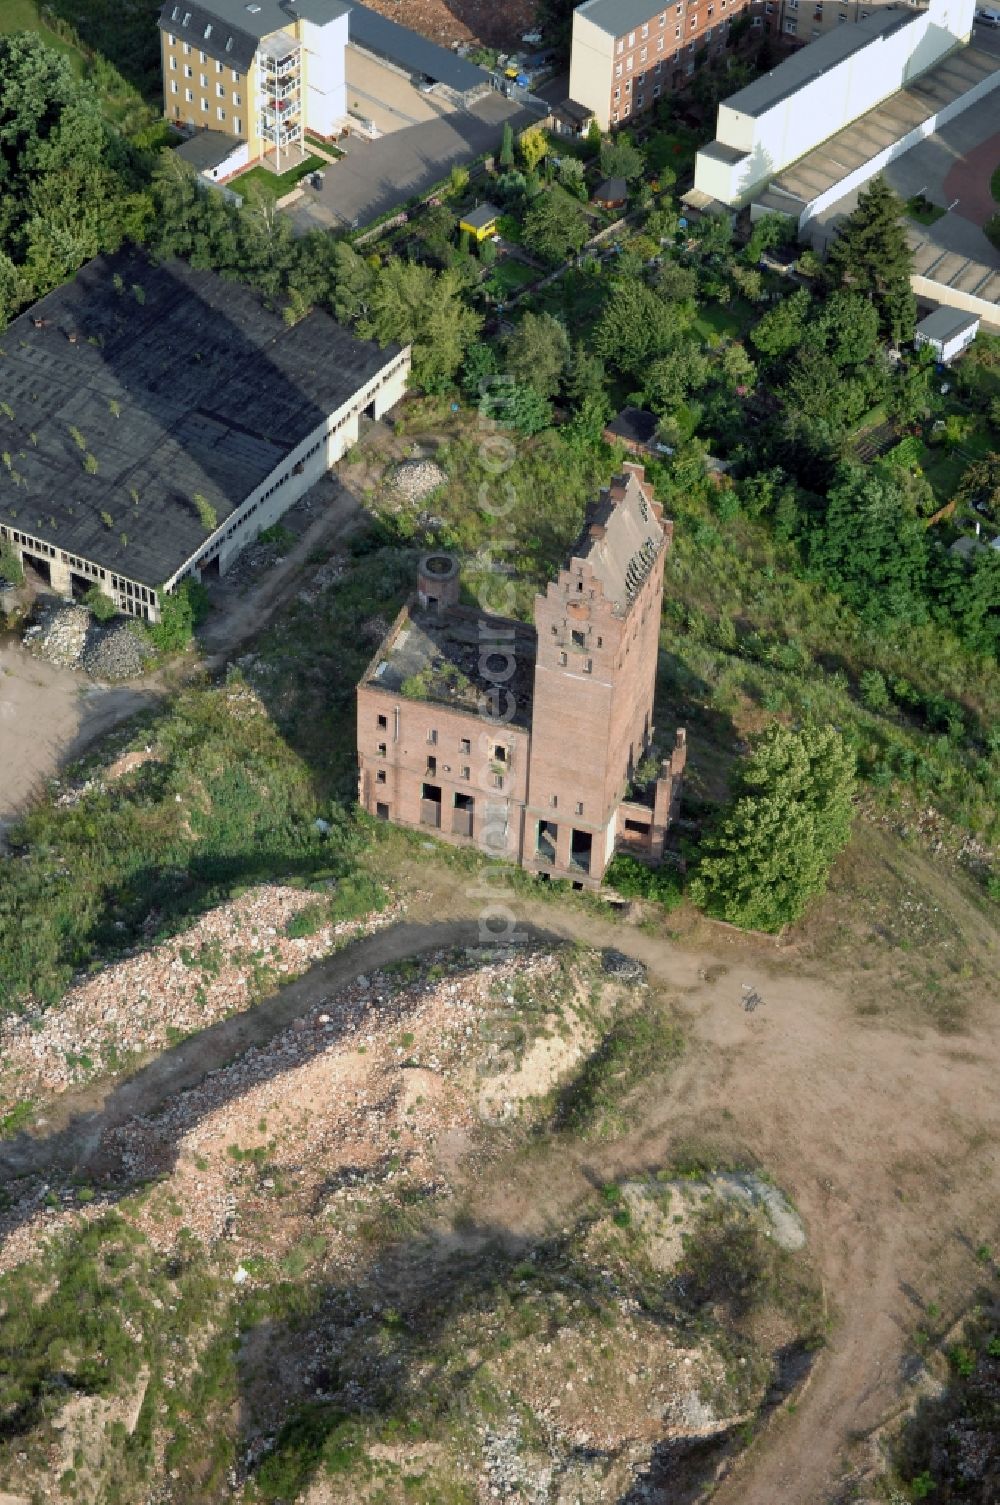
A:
[357, 464, 686, 888]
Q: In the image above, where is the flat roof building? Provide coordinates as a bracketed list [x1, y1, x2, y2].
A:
[0, 249, 409, 621]
[358, 465, 687, 889]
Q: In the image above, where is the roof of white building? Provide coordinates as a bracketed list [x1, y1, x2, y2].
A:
[723, 9, 913, 118]
[915, 307, 980, 342]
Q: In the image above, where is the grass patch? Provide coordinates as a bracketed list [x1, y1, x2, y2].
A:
[693, 297, 756, 341]
[236, 154, 326, 202]
[905, 193, 946, 226]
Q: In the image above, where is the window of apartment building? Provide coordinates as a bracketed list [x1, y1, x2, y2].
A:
[549, 794, 558, 809]
[625, 78, 632, 91]
[676, 22, 682, 35]
[232, 68, 240, 81]
[377, 714, 388, 730]
[461, 765, 471, 780]
[217, 106, 226, 120]
[636, 92, 645, 107]
[234, 116, 242, 133]
[686, 58, 695, 71]
[655, 59, 663, 72]
[628, 29, 636, 42]
[783, 15, 797, 28]
[660, 8, 667, 20]
[617, 36, 624, 50]
[459, 737, 471, 754]
[612, 110, 619, 122]
[787, 0, 797, 7]
[622, 99, 631, 114]
[653, 82, 662, 95]
[640, 45, 648, 58]
[575, 802, 584, 816]
[199, 48, 206, 61]
[427, 728, 438, 745]
[376, 769, 387, 784]
[492, 773, 504, 790]
[216, 82, 225, 97]
[705, 26, 713, 41]
[615, 60, 622, 76]
[690, 12, 698, 26]
[185, 87, 193, 101]
[377, 741, 387, 756]
[559, 651, 568, 666]
[642, 20, 649, 34]
[182, 41, 190, 53]
[614, 85, 621, 99]
[171, 80, 179, 93]
[200, 96, 208, 110]
[170, 56, 177, 69]
[427, 755, 437, 774]
[200, 72, 208, 85]
[233, 91, 241, 105]
[168, 31, 176, 43]
[204, 22, 213, 37]
[626, 54, 633, 68]
[184, 63, 192, 76]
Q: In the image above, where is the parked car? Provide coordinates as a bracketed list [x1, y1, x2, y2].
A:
[975, 6, 1000, 23]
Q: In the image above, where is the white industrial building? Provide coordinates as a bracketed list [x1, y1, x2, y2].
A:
[692, 0, 980, 207]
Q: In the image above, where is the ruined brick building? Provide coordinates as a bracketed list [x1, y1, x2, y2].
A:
[357, 462, 686, 889]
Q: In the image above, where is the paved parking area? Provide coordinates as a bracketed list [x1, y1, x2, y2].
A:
[344, 48, 457, 135]
[291, 93, 541, 230]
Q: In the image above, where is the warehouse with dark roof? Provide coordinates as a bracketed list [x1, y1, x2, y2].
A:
[0, 249, 409, 621]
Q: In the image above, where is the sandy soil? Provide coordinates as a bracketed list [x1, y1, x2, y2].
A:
[0, 638, 158, 833]
[2, 837, 998, 1502]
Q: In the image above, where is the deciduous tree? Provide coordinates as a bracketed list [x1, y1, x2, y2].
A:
[689, 724, 856, 931]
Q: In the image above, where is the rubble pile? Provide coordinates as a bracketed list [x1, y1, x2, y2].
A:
[390, 459, 446, 505]
[22, 601, 154, 680]
[22, 601, 91, 668]
[82, 620, 154, 681]
[0, 884, 401, 1112]
[0, 946, 562, 1268]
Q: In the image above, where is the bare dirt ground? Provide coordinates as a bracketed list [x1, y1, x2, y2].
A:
[2, 831, 998, 1502]
[0, 637, 160, 834]
[364, 0, 538, 49]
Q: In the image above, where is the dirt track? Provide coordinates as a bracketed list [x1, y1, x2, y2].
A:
[4, 857, 999, 1503]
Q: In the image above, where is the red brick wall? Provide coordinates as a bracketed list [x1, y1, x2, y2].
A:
[357, 684, 529, 864]
[608, 0, 753, 122]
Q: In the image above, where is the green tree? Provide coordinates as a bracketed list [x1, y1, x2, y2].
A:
[522, 191, 589, 263]
[360, 262, 482, 392]
[557, 156, 587, 199]
[653, 258, 699, 308]
[518, 125, 549, 174]
[644, 345, 709, 413]
[811, 290, 880, 367]
[954, 452, 1000, 525]
[744, 212, 797, 266]
[565, 342, 609, 412]
[690, 724, 856, 931]
[750, 287, 811, 357]
[825, 175, 916, 344]
[460, 341, 499, 396]
[500, 120, 515, 169]
[594, 277, 690, 377]
[599, 134, 645, 182]
[807, 463, 928, 622]
[481, 381, 552, 434]
[505, 311, 570, 398]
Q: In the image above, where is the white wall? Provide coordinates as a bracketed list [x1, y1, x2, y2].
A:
[302, 11, 348, 136]
[204, 140, 249, 182]
[695, 0, 975, 205]
[798, 60, 1000, 226]
[568, 11, 614, 131]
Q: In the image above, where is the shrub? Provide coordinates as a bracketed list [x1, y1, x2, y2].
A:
[84, 586, 117, 622]
[146, 577, 209, 653]
[328, 871, 388, 923]
[604, 854, 684, 909]
[0, 542, 23, 585]
[284, 901, 327, 938]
